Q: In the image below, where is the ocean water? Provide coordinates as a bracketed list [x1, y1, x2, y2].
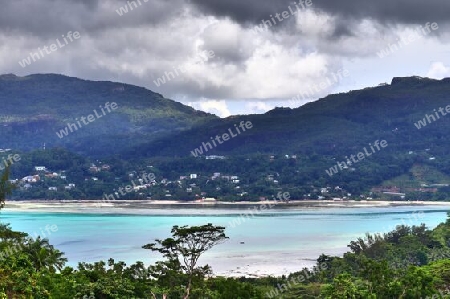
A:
[1, 205, 449, 276]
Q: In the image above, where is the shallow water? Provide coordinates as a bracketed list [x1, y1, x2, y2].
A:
[1, 205, 449, 276]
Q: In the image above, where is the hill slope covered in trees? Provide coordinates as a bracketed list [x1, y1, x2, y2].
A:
[2, 74, 450, 200]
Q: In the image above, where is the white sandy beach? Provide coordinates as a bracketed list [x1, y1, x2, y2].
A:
[5, 199, 450, 213]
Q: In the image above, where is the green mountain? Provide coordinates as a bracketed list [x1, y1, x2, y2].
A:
[121, 76, 450, 200]
[135, 76, 450, 157]
[0, 73, 216, 156]
[2, 74, 450, 200]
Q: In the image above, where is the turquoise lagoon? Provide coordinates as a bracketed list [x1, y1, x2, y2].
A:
[1, 204, 449, 276]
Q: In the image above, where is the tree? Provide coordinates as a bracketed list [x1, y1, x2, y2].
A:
[397, 266, 436, 298]
[0, 163, 14, 209]
[321, 273, 371, 298]
[0, 253, 51, 298]
[143, 223, 228, 299]
[71, 260, 136, 299]
[0, 223, 27, 243]
[23, 237, 68, 273]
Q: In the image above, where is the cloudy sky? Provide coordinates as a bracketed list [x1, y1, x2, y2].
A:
[1, 0, 449, 117]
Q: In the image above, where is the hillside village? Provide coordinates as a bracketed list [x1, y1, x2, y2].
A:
[3, 149, 449, 201]
[7, 157, 250, 201]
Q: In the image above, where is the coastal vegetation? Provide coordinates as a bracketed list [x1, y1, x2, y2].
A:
[1, 217, 450, 298]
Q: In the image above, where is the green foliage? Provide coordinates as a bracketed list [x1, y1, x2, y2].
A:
[0, 163, 14, 208]
[22, 236, 68, 273]
[206, 277, 264, 299]
[143, 223, 228, 299]
[321, 273, 371, 299]
[1, 219, 450, 298]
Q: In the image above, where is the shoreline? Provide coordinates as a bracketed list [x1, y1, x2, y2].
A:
[6, 199, 450, 206]
[4, 199, 450, 214]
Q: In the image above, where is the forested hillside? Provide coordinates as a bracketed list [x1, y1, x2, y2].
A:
[2, 75, 450, 200]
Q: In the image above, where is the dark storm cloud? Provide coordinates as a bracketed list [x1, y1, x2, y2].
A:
[3, 0, 446, 39]
[0, 0, 184, 37]
[331, 20, 355, 38]
[1, 0, 448, 111]
[0, 1, 91, 35]
[190, 0, 450, 31]
[314, 0, 450, 25]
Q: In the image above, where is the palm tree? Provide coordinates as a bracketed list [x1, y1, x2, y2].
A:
[23, 236, 68, 272]
[45, 246, 68, 272]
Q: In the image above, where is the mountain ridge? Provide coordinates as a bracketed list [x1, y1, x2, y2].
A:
[129, 75, 450, 157]
[0, 73, 217, 156]
[2, 73, 450, 200]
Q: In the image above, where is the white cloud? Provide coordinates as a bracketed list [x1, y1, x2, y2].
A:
[295, 10, 335, 37]
[245, 101, 275, 114]
[427, 62, 450, 79]
[187, 99, 231, 118]
[2, 0, 450, 117]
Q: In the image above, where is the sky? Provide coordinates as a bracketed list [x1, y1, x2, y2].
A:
[1, 0, 450, 117]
